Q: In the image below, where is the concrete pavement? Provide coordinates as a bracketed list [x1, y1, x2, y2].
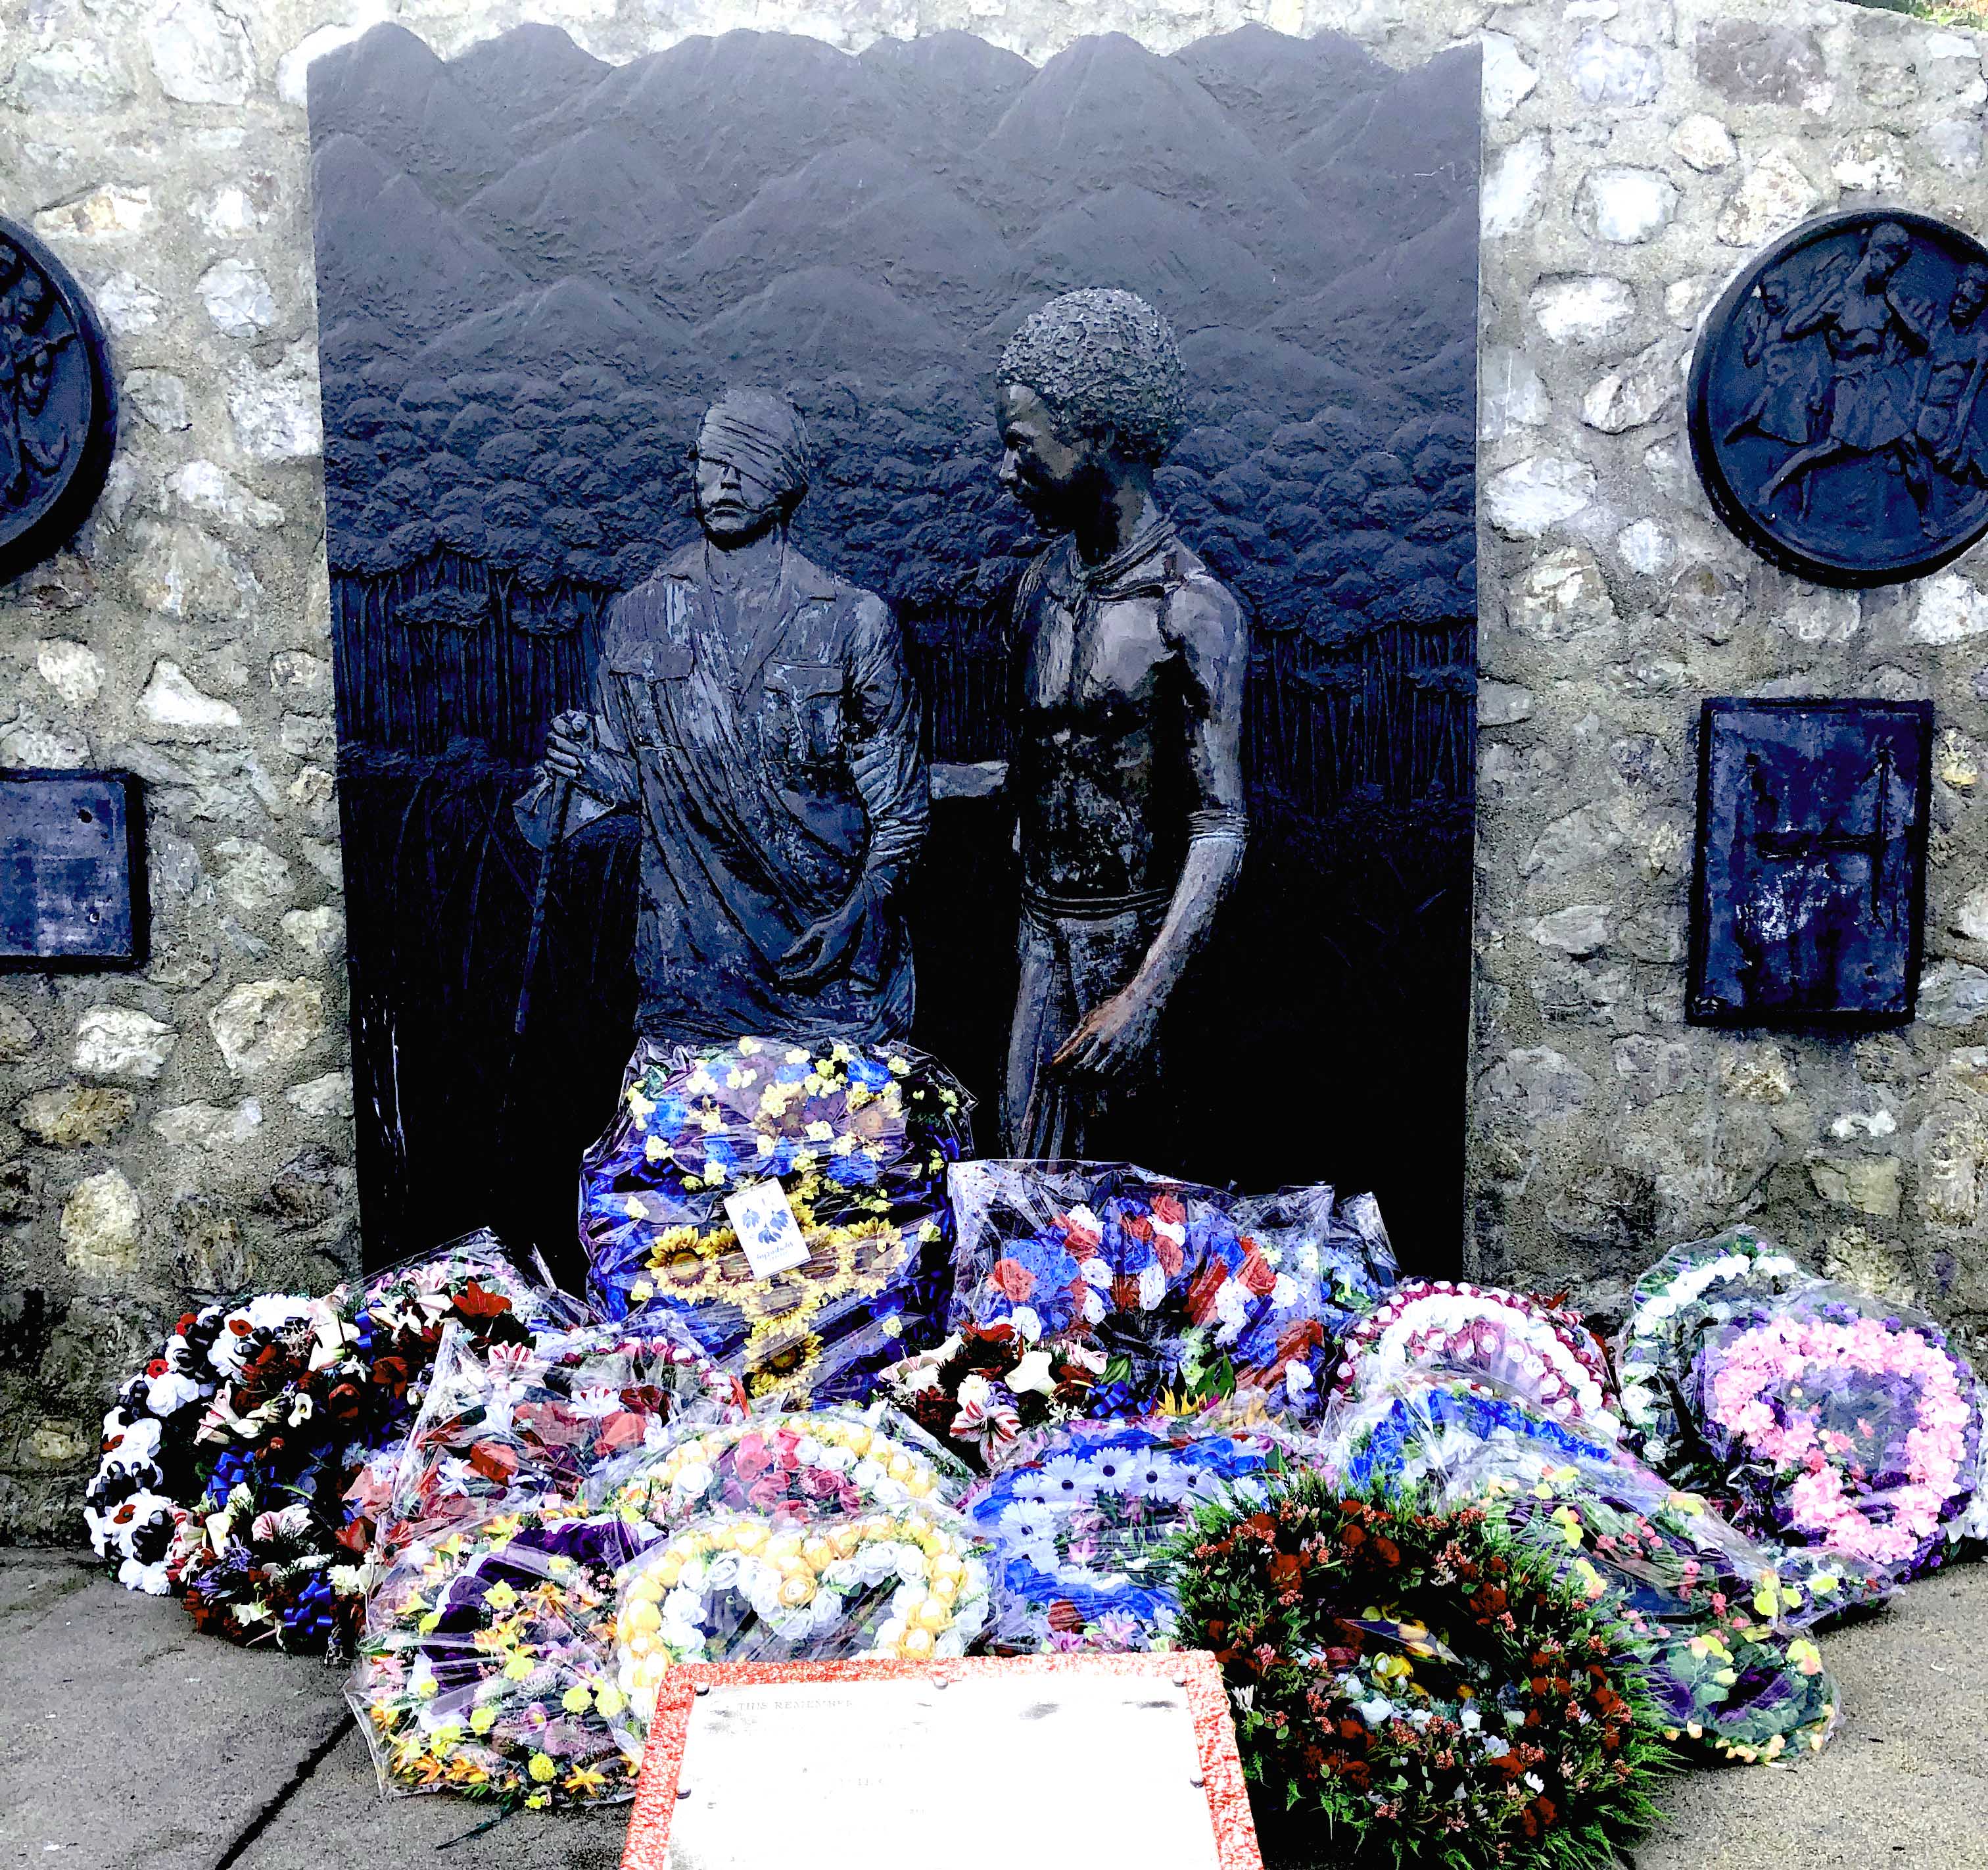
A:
[3, 1547, 1985, 1869]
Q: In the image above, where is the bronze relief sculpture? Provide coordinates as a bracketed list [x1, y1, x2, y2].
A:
[0, 216, 116, 582]
[523, 389, 927, 1053]
[1691, 208, 1988, 585]
[306, 22, 1481, 1260]
[994, 290, 1248, 1155]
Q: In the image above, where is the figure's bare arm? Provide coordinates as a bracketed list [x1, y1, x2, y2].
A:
[1940, 346, 1988, 471]
[1780, 281, 1842, 340]
[1888, 288, 1936, 351]
[1053, 571, 1248, 1078]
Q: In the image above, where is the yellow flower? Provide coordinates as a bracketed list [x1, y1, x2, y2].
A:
[1786, 1638, 1824, 1677]
[564, 1765, 609, 1796]
[562, 1686, 594, 1714]
[525, 1791, 550, 1810]
[484, 1581, 517, 1610]
[469, 1704, 498, 1735]
[594, 1685, 626, 1719]
[504, 1654, 534, 1681]
[529, 1753, 558, 1784]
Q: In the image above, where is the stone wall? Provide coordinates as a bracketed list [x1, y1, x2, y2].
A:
[1, 0, 1984, 1540]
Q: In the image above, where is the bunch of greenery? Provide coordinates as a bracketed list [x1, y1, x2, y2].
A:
[1167, 1472, 1671, 1869]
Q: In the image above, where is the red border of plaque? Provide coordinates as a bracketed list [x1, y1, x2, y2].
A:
[621, 1650, 1264, 1870]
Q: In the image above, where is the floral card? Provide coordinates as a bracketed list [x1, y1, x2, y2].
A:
[622, 1652, 1261, 1870]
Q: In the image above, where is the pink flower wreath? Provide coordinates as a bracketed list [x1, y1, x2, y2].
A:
[1697, 1295, 1981, 1580]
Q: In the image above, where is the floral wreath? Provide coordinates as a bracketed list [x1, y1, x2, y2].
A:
[1466, 1463, 1841, 1765]
[600, 1409, 964, 1533]
[85, 1300, 235, 1593]
[615, 1505, 991, 1722]
[1615, 1228, 1816, 1482]
[1168, 1475, 1668, 1870]
[951, 1170, 1394, 1429]
[369, 1321, 747, 1573]
[580, 1037, 972, 1399]
[352, 1509, 655, 1809]
[631, 1203, 939, 1401]
[1325, 1376, 1624, 1495]
[1331, 1280, 1622, 1441]
[1695, 1293, 1982, 1579]
[963, 1420, 1294, 1652]
[104, 1238, 591, 1650]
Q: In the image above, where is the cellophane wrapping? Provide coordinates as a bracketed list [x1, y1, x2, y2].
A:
[578, 1035, 973, 1403]
[613, 1499, 994, 1723]
[362, 1318, 748, 1606]
[902, 1161, 1394, 1468]
[1615, 1227, 1821, 1487]
[962, 1416, 1305, 1652]
[113, 1233, 590, 1652]
[1330, 1279, 1623, 1442]
[1688, 1282, 1985, 1584]
[349, 1506, 657, 1808]
[1321, 1374, 1854, 1762]
[587, 1403, 973, 1539]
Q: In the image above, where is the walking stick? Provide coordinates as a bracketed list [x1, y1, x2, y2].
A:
[513, 772, 575, 1043]
[498, 772, 574, 1151]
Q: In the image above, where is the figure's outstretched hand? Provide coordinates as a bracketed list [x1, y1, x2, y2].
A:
[1052, 982, 1164, 1081]
[777, 896, 866, 988]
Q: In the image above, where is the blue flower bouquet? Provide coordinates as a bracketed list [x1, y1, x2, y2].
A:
[579, 1036, 972, 1404]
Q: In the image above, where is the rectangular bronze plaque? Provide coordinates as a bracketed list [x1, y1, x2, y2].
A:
[0, 769, 147, 969]
[624, 1653, 1260, 1870]
[1689, 699, 1931, 1027]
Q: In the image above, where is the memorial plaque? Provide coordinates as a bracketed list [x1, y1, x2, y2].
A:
[1689, 209, 1988, 587]
[624, 1653, 1260, 1870]
[0, 769, 147, 969]
[1688, 700, 1931, 1027]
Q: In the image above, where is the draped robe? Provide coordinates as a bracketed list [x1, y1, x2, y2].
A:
[522, 539, 927, 1049]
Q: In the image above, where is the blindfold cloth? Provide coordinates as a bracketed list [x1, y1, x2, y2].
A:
[696, 389, 811, 503]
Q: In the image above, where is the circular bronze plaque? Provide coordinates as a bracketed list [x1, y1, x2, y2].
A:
[1689, 208, 1988, 587]
[0, 215, 115, 583]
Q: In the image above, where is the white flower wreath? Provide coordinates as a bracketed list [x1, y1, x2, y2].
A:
[615, 1507, 990, 1721]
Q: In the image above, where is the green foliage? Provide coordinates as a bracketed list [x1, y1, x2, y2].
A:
[1166, 1472, 1674, 1870]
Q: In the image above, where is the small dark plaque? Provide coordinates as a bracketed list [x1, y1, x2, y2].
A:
[0, 216, 116, 583]
[1689, 209, 1988, 587]
[1688, 700, 1931, 1028]
[0, 770, 148, 969]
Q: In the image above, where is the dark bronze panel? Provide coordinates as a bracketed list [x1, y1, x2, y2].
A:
[1689, 700, 1931, 1027]
[0, 769, 148, 970]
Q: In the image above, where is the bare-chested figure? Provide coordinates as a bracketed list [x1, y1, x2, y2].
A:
[1916, 262, 1988, 492]
[993, 289, 1248, 1156]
